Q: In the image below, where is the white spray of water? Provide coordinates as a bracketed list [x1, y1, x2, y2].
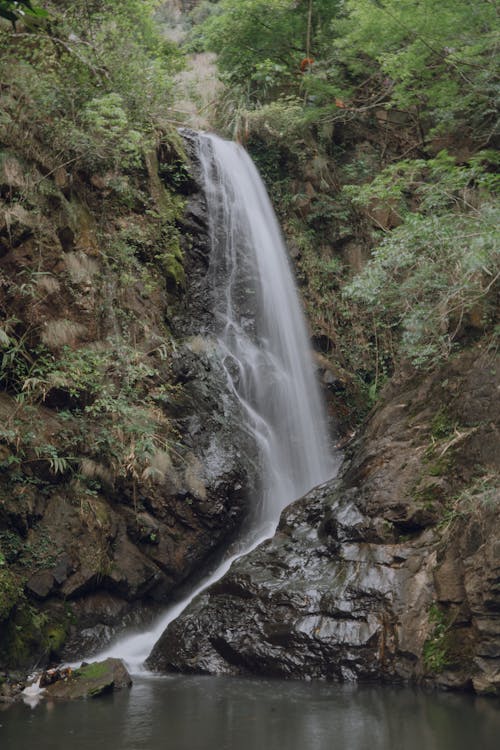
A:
[91, 133, 337, 673]
[21, 675, 45, 708]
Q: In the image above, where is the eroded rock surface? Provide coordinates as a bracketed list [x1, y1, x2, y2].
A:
[148, 347, 500, 694]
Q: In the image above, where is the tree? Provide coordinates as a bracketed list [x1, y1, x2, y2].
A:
[195, 0, 343, 100]
[338, 0, 499, 143]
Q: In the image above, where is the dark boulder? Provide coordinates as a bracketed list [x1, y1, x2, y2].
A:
[147, 346, 500, 694]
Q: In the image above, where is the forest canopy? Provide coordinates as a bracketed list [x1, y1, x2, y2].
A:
[192, 0, 499, 144]
[188, 0, 499, 379]
[1, 0, 498, 382]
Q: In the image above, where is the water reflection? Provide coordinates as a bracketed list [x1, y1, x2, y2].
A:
[1, 675, 499, 750]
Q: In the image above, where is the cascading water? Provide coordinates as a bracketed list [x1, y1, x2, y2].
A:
[200, 133, 334, 531]
[92, 132, 337, 671]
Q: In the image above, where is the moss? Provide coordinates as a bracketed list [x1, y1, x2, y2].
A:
[75, 661, 110, 681]
[157, 243, 186, 289]
[0, 605, 42, 668]
[430, 409, 456, 441]
[46, 626, 67, 653]
[0, 600, 70, 669]
[423, 604, 452, 673]
[0, 568, 23, 622]
[426, 455, 453, 477]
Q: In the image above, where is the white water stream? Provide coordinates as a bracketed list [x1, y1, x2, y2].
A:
[92, 133, 337, 672]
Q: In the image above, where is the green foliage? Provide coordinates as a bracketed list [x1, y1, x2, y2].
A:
[35, 445, 71, 475]
[80, 93, 144, 170]
[0, 598, 70, 667]
[192, 0, 499, 417]
[423, 604, 451, 672]
[0, 0, 183, 171]
[103, 206, 186, 289]
[344, 153, 500, 367]
[43, 345, 107, 403]
[159, 158, 192, 192]
[430, 409, 457, 441]
[344, 150, 500, 220]
[0, 329, 55, 398]
[194, 0, 344, 100]
[0, 531, 24, 565]
[339, 0, 499, 142]
[0, 4, 187, 512]
[0, 567, 22, 621]
[245, 97, 307, 141]
[0, 333, 175, 490]
[0, 0, 47, 27]
[198, 0, 498, 147]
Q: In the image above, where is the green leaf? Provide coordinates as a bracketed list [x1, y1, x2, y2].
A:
[0, 329, 11, 348]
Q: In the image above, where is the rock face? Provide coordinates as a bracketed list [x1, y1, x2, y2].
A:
[0, 134, 255, 668]
[148, 346, 500, 694]
[148, 480, 436, 681]
[21, 369, 249, 663]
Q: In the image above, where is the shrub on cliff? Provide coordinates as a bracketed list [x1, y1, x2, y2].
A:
[344, 151, 500, 367]
[0, 0, 183, 171]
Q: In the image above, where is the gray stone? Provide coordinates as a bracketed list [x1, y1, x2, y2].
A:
[43, 658, 132, 700]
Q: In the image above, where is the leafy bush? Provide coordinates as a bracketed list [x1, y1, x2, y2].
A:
[80, 93, 144, 169]
[423, 603, 451, 672]
[338, 0, 499, 143]
[0, 334, 175, 487]
[344, 153, 500, 366]
[0, 0, 47, 27]
[196, 0, 498, 149]
[0, 0, 183, 171]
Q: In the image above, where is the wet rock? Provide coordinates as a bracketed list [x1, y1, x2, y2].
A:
[148, 346, 500, 694]
[61, 594, 160, 660]
[472, 658, 500, 695]
[147, 480, 437, 681]
[0, 674, 26, 703]
[25, 571, 55, 600]
[0, 128, 256, 673]
[0, 316, 252, 667]
[43, 658, 132, 700]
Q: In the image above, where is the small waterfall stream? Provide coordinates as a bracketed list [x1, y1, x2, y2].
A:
[93, 132, 337, 671]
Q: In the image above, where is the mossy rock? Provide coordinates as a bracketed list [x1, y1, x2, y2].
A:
[0, 568, 23, 622]
[0, 600, 71, 670]
[44, 658, 132, 700]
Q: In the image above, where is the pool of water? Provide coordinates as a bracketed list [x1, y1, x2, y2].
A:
[1, 675, 499, 750]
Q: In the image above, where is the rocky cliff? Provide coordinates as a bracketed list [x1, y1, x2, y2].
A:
[1, 111, 498, 698]
[0, 130, 254, 669]
[148, 345, 500, 695]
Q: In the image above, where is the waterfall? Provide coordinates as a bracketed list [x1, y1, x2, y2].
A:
[199, 133, 334, 530]
[91, 133, 337, 671]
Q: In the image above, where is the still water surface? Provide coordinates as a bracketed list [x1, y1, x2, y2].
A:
[2, 675, 500, 750]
